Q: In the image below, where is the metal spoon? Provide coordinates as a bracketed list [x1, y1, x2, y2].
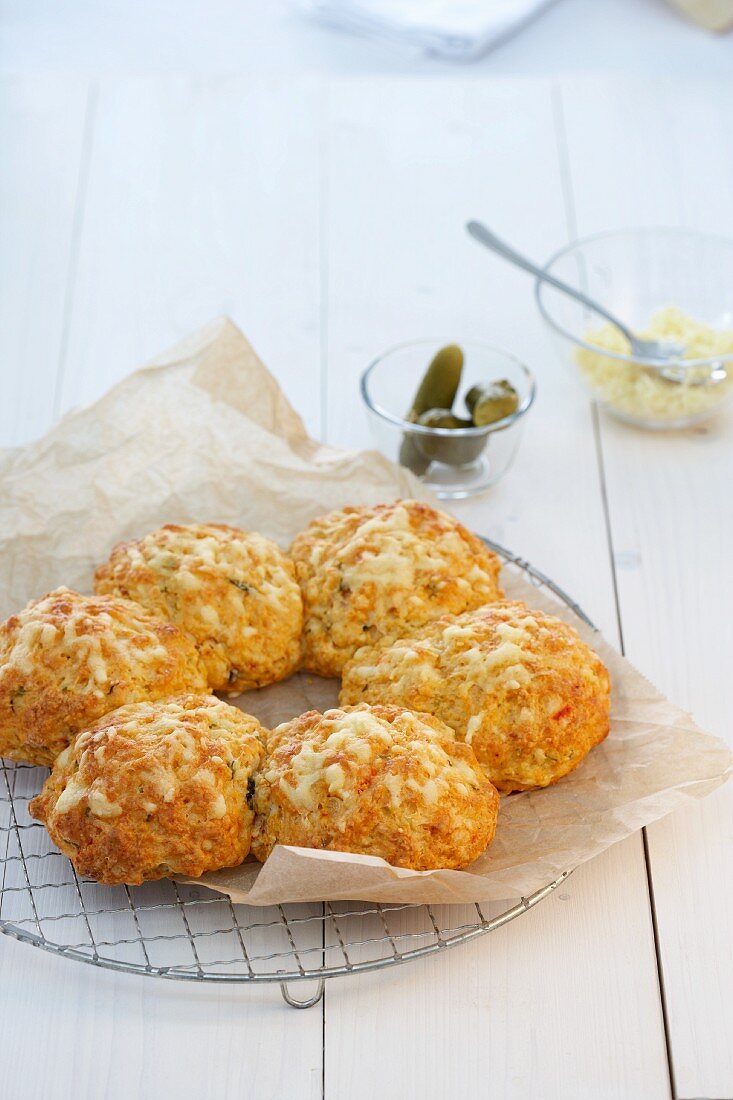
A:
[466, 220, 728, 385]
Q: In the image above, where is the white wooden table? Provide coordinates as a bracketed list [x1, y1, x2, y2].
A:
[1, 74, 731, 1100]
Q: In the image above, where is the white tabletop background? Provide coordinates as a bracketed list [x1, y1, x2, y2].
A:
[1, 3, 732, 1099]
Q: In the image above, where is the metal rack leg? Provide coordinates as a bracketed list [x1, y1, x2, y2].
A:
[280, 979, 325, 1009]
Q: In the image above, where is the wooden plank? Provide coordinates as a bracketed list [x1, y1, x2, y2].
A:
[57, 75, 324, 437]
[0, 76, 325, 1100]
[0, 71, 90, 972]
[0, 933, 323, 1100]
[322, 76, 670, 1100]
[325, 839, 666, 1100]
[560, 74, 733, 1099]
[0, 77, 91, 445]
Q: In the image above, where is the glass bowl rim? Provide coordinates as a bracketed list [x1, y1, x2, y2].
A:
[360, 338, 536, 436]
[535, 225, 733, 370]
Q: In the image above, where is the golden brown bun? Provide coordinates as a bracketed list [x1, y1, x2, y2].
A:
[94, 523, 303, 693]
[30, 695, 265, 885]
[289, 500, 503, 678]
[252, 702, 499, 870]
[341, 601, 610, 793]
[0, 587, 206, 767]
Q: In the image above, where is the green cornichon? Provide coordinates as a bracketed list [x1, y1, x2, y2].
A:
[417, 409, 469, 431]
[465, 379, 520, 426]
[409, 345, 464, 417]
[416, 408, 486, 466]
[399, 345, 465, 474]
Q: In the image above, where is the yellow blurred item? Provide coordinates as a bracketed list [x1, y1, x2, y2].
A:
[666, 0, 733, 30]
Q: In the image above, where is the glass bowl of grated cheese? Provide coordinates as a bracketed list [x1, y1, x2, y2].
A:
[535, 228, 733, 429]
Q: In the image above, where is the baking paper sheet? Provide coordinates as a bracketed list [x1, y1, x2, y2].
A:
[1, 317, 730, 904]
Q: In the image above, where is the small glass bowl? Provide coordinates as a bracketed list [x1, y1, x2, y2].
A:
[536, 227, 733, 430]
[361, 339, 535, 499]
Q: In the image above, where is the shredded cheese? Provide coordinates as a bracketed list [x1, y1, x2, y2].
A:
[576, 306, 733, 424]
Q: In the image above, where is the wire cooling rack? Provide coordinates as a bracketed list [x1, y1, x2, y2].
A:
[0, 540, 592, 1008]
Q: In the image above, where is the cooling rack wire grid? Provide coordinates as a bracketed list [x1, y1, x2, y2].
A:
[0, 541, 586, 1007]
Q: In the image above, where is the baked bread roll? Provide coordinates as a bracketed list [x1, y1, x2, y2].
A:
[0, 587, 206, 767]
[30, 695, 265, 885]
[94, 523, 303, 693]
[289, 500, 503, 678]
[341, 601, 610, 793]
[252, 703, 499, 870]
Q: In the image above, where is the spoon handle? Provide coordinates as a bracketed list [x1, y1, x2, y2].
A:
[466, 220, 635, 345]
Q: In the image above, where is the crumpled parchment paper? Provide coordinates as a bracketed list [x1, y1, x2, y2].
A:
[1, 317, 730, 904]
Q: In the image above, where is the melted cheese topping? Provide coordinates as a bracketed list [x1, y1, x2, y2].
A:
[94, 525, 303, 692]
[332, 511, 481, 602]
[127, 526, 295, 610]
[436, 608, 548, 690]
[290, 500, 503, 678]
[264, 705, 481, 815]
[298, 501, 501, 608]
[54, 776, 87, 814]
[46, 697, 263, 826]
[87, 789, 123, 818]
[1, 588, 182, 695]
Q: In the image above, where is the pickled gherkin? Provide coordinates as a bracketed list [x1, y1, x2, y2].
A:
[409, 345, 464, 418]
[399, 345, 464, 473]
[398, 434, 431, 476]
[415, 409, 486, 465]
[398, 346, 517, 474]
[465, 379, 519, 426]
[417, 409, 469, 431]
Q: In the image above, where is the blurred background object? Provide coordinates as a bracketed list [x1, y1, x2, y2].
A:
[665, 0, 733, 30]
[294, 0, 557, 61]
[3, 0, 733, 77]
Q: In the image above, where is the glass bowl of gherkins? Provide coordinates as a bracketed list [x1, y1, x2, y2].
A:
[361, 340, 535, 499]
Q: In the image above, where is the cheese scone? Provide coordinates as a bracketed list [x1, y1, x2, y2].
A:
[94, 523, 303, 693]
[30, 695, 265, 885]
[252, 703, 499, 870]
[0, 588, 206, 767]
[289, 500, 503, 678]
[341, 602, 610, 793]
